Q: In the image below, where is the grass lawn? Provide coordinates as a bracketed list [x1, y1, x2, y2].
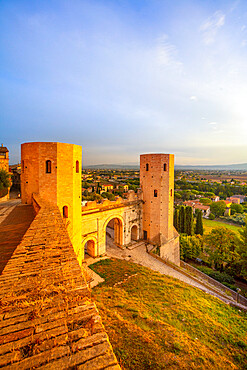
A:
[203, 218, 241, 235]
[90, 258, 247, 370]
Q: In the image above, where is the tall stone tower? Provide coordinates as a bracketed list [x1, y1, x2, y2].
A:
[140, 153, 180, 265]
[0, 144, 9, 172]
[21, 142, 82, 263]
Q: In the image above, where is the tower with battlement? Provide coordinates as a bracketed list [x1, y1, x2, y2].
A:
[21, 142, 82, 262]
[140, 153, 180, 265]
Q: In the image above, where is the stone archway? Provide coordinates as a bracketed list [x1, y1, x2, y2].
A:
[104, 216, 124, 248]
[131, 224, 138, 241]
[82, 237, 97, 258]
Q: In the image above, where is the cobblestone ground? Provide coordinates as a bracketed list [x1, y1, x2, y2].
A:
[0, 200, 35, 274]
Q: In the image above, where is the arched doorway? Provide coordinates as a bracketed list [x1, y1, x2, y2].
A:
[105, 217, 123, 249]
[131, 225, 138, 241]
[83, 239, 96, 258]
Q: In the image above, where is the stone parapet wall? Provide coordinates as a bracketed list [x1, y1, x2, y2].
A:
[180, 261, 247, 307]
[0, 195, 120, 369]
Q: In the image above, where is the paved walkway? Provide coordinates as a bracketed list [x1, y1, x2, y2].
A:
[87, 237, 237, 305]
[0, 200, 35, 274]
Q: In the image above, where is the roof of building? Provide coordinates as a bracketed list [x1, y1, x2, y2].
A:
[0, 145, 9, 153]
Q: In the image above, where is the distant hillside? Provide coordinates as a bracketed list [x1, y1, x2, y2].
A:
[175, 163, 247, 170]
[91, 258, 247, 370]
[84, 162, 247, 171]
[84, 163, 139, 170]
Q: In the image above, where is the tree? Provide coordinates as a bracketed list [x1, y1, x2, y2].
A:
[185, 206, 193, 235]
[0, 169, 11, 190]
[200, 198, 212, 206]
[174, 192, 182, 200]
[180, 234, 203, 261]
[205, 227, 238, 272]
[230, 203, 244, 215]
[179, 206, 186, 233]
[101, 192, 115, 201]
[195, 210, 203, 235]
[174, 208, 179, 232]
[210, 201, 226, 217]
[236, 216, 247, 280]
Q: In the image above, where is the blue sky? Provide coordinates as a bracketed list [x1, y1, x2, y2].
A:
[1, 0, 247, 165]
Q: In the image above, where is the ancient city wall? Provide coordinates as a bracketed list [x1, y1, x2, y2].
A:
[0, 194, 120, 369]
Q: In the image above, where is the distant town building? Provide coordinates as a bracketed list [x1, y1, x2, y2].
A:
[183, 200, 210, 218]
[228, 195, 246, 204]
[9, 163, 21, 191]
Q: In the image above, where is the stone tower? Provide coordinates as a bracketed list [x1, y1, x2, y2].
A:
[21, 142, 82, 263]
[0, 144, 9, 172]
[140, 153, 180, 265]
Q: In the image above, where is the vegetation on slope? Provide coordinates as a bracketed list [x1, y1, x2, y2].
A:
[203, 218, 241, 234]
[90, 258, 247, 370]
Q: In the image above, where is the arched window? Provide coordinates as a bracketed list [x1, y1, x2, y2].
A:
[164, 163, 167, 171]
[154, 189, 158, 197]
[46, 160, 51, 173]
[76, 160, 79, 173]
[146, 163, 149, 171]
[63, 206, 68, 218]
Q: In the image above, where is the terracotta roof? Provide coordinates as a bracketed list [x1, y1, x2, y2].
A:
[194, 204, 210, 210]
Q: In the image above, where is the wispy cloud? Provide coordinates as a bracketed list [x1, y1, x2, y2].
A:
[156, 34, 183, 71]
[200, 11, 225, 45]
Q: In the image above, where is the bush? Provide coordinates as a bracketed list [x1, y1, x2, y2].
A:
[223, 213, 246, 225]
[0, 187, 8, 198]
[209, 213, 215, 220]
[0, 169, 11, 191]
[197, 266, 235, 285]
[180, 234, 203, 261]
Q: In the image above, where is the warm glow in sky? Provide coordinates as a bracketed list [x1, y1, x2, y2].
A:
[1, 0, 247, 165]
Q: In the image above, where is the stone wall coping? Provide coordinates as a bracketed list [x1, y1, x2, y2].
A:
[0, 194, 120, 369]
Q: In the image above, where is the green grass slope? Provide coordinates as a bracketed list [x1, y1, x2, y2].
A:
[203, 219, 241, 234]
[90, 258, 247, 370]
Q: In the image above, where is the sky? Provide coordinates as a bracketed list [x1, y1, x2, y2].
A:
[1, 0, 247, 166]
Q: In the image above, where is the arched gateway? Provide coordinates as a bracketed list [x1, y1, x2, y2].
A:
[81, 195, 142, 259]
[105, 216, 124, 247]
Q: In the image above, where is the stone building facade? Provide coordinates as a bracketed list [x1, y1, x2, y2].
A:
[140, 154, 180, 265]
[21, 142, 82, 257]
[80, 191, 142, 265]
[21, 142, 180, 266]
[0, 144, 9, 172]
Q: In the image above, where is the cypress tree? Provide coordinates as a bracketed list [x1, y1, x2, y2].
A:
[174, 208, 179, 232]
[185, 206, 193, 236]
[195, 210, 203, 235]
[179, 206, 186, 233]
